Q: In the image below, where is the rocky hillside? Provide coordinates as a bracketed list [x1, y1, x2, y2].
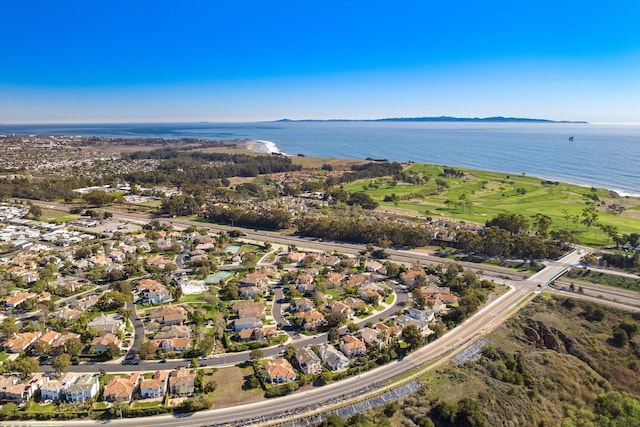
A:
[322, 295, 640, 427]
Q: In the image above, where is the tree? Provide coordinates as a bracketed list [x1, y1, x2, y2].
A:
[199, 336, 215, 355]
[320, 414, 346, 427]
[32, 340, 52, 357]
[401, 325, 423, 351]
[27, 202, 42, 220]
[11, 356, 39, 377]
[347, 322, 359, 334]
[138, 341, 158, 360]
[284, 344, 297, 361]
[0, 402, 18, 419]
[0, 318, 19, 337]
[412, 288, 427, 309]
[347, 192, 379, 210]
[105, 343, 121, 360]
[532, 213, 552, 238]
[83, 190, 112, 207]
[328, 327, 340, 343]
[52, 353, 71, 374]
[96, 291, 127, 311]
[486, 213, 529, 236]
[581, 205, 599, 232]
[598, 223, 618, 246]
[249, 349, 264, 362]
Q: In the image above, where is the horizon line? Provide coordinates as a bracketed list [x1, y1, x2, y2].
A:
[1, 119, 639, 126]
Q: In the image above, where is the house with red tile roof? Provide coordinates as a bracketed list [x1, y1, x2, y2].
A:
[263, 357, 297, 384]
[3, 331, 41, 353]
[339, 335, 367, 357]
[140, 371, 169, 399]
[103, 373, 140, 402]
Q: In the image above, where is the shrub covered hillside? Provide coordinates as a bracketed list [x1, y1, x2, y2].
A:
[329, 296, 640, 427]
[398, 296, 640, 427]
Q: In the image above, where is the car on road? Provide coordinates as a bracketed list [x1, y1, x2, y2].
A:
[210, 354, 219, 359]
[159, 359, 167, 363]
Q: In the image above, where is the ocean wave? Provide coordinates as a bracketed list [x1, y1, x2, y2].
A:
[253, 139, 284, 155]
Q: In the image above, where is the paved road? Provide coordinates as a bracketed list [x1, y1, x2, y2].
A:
[24, 201, 639, 426]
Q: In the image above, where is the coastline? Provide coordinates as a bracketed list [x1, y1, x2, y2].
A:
[247, 139, 640, 198]
[1, 122, 637, 196]
[251, 139, 283, 155]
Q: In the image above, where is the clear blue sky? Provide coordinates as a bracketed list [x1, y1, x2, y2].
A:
[1, 0, 639, 123]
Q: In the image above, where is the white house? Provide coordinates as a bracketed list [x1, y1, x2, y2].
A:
[318, 343, 350, 371]
[64, 374, 99, 402]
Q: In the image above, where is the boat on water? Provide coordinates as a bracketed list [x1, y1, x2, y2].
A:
[569, 136, 574, 141]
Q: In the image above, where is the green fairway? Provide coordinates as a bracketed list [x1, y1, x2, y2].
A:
[342, 163, 640, 247]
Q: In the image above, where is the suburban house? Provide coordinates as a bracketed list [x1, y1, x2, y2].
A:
[139, 370, 169, 399]
[40, 379, 64, 401]
[240, 286, 265, 298]
[147, 287, 173, 304]
[103, 373, 140, 402]
[339, 335, 367, 357]
[1, 374, 44, 403]
[365, 260, 385, 274]
[395, 315, 433, 335]
[3, 331, 41, 353]
[438, 293, 459, 306]
[149, 337, 190, 352]
[287, 252, 307, 264]
[360, 327, 385, 349]
[4, 291, 37, 308]
[406, 308, 435, 323]
[400, 269, 427, 286]
[326, 272, 345, 285]
[295, 310, 326, 331]
[169, 367, 195, 397]
[318, 343, 350, 371]
[295, 346, 323, 375]
[237, 325, 277, 342]
[91, 333, 121, 354]
[154, 325, 191, 340]
[263, 357, 297, 384]
[65, 374, 99, 402]
[88, 314, 124, 335]
[150, 305, 188, 326]
[238, 272, 268, 288]
[343, 297, 367, 313]
[292, 297, 315, 312]
[233, 315, 263, 332]
[326, 301, 354, 318]
[374, 322, 402, 337]
[34, 330, 60, 354]
[145, 255, 171, 269]
[233, 300, 266, 320]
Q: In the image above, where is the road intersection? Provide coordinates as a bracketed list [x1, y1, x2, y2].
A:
[25, 202, 639, 426]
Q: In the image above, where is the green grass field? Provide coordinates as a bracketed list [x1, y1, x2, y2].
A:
[342, 164, 639, 247]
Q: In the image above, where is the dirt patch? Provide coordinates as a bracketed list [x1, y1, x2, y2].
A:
[208, 366, 265, 408]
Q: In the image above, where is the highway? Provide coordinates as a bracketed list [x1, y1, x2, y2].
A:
[23, 201, 639, 426]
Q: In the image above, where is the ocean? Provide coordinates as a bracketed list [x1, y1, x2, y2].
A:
[1, 121, 638, 196]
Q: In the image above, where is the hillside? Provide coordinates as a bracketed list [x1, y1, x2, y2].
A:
[327, 295, 640, 427]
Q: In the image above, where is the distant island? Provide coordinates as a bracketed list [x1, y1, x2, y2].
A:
[276, 116, 587, 123]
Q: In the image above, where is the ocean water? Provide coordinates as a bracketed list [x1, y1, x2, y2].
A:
[1, 121, 638, 196]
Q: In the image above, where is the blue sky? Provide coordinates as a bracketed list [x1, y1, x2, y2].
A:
[1, 0, 639, 123]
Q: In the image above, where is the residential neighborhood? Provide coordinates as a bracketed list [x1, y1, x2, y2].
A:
[0, 200, 481, 419]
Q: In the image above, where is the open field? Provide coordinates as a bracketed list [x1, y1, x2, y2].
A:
[342, 163, 640, 246]
[208, 365, 265, 407]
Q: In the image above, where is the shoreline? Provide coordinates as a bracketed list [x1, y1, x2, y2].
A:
[247, 139, 640, 198]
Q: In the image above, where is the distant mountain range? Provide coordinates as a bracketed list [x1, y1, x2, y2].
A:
[275, 116, 587, 123]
